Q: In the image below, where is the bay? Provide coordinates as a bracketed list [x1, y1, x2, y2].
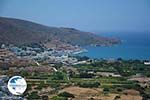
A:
[79, 32, 150, 60]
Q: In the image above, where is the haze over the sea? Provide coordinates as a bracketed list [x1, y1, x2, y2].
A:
[0, 0, 150, 32]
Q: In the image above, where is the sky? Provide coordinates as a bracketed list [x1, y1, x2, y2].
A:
[0, 0, 150, 32]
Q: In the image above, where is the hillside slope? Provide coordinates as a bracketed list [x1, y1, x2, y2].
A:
[0, 17, 120, 46]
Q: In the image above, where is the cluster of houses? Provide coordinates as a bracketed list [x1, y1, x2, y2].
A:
[0, 44, 84, 65]
[0, 44, 88, 98]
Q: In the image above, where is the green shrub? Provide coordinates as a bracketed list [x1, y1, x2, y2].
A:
[103, 87, 110, 94]
[52, 72, 65, 80]
[78, 82, 100, 88]
[116, 88, 123, 92]
[50, 82, 61, 88]
[51, 96, 67, 100]
[58, 92, 75, 98]
[114, 95, 121, 99]
[27, 91, 40, 100]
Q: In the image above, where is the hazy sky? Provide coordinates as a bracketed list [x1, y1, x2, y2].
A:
[0, 0, 150, 32]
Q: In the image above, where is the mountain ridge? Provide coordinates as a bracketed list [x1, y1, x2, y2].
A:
[0, 17, 120, 46]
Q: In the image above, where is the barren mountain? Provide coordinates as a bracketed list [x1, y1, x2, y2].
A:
[0, 17, 120, 46]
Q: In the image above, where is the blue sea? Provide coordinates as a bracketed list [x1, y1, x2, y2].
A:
[79, 32, 150, 60]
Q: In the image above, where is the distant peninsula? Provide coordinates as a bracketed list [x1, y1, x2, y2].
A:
[0, 17, 120, 47]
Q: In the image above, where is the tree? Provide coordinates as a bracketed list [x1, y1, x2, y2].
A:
[103, 88, 110, 94]
[52, 72, 65, 80]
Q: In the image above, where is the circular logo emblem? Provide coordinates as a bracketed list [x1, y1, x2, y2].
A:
[7, 76, 27, 95]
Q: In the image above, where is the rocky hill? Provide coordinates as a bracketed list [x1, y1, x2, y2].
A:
[0, 17, 120, 46]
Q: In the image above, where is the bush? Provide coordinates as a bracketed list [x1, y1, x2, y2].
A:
[51, 96, 67, 100]
[79, 72, 95, 78]
[116, 88, 123, 92]
[27, 91, 40, 100]
[52, 72, 65, 80]
[103, 88, 109, 91]
[78, 82, 100, 88]
[114, 95, 121, 99]
[50, 82, 61, 89]
[35, 82, 45, 90]
[58, 92, 75, 98]
[42, 95, 48, 100]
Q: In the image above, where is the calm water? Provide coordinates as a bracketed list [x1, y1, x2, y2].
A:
[79, 32, 150, 60]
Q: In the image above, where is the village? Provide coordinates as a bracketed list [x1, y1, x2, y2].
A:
[0, 43, 150, 100]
